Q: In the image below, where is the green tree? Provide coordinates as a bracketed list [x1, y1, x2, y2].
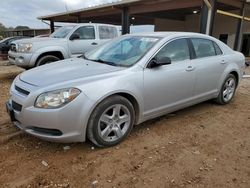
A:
[15, 26, 30, 30]
[0, 22, 6, 37]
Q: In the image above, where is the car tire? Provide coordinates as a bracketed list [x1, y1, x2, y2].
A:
[87, 95, 135, 147]
[36, 55, 60, 67]
[215, 74, 237, 105]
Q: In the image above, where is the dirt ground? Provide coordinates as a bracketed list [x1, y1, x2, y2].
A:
[0, 65, 250, 188]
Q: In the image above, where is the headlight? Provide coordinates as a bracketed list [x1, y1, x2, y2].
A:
[17, 43, 32, 53]
[35, 88, 81, 109]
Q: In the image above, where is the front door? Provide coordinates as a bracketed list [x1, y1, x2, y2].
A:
[143, 38, 196, 118]
[68, 25, 98, 56]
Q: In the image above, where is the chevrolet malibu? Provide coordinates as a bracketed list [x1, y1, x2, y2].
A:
[6, 32, 245, 147]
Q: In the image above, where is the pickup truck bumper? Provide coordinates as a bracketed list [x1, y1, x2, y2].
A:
[8, 51, 33, 68]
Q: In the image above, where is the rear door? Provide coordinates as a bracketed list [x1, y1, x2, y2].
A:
[98, 25, 119, 45]
[143, 38, 196, 118]
[189, 38, 226, 98]
[68, 25, 98, 56]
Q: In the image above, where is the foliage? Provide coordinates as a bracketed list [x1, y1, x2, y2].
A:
[15, 26, 30, 30]
[0, 22, 6, 37]
[0, 23, 30, 38]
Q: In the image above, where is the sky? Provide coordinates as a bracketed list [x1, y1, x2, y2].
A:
[0, 0, 154, 32]
[0, 0, 118, 28]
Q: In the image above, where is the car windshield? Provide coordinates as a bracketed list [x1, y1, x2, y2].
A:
[84, 36, 160, 67]
[50, 26, 75, 38]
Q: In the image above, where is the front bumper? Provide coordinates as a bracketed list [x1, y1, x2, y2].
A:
[8, 50, 33, 68]
[7, 78, 94, 143]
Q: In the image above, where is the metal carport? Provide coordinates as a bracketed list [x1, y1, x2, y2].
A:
[38, 0, 250, 51]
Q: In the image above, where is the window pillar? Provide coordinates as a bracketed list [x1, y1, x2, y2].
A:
[121, 7, 130, 35]
[50, 20, 55, 33]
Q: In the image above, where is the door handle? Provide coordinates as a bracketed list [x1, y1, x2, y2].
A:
[220, 60, 227, 64]
[186, 66, 195, 72]
[91, 42, 98, 45]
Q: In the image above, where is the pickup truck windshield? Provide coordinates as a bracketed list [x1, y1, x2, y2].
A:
[84, 36, 160, 67]
[50, 26, 75, 38]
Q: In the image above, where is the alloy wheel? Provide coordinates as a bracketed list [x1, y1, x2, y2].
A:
[223, 77, 236, 102]
[98, 104, 131, 142]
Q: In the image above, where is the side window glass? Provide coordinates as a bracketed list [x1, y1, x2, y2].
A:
[213, 42, 223, 55]
[73, 26, 95, 40]
[191, 38, 216, 58]
[99, 26, 118, 39]
[155, 39, 190, 62]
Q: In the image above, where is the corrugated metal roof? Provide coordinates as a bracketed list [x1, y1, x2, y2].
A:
[38, 0, 142, 20]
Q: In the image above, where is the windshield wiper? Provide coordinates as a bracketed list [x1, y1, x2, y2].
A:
[92, 58, 118, 67]
[81, 53, 89, 60]
[52, 36, 62, 38]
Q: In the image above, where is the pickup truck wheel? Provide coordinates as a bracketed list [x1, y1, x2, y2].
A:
[36, 55, 60, 66]
[87, 95, 135, 147]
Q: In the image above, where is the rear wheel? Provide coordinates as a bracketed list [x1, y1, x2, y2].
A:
[36, 55, 60, 67]
[215, 74, 237, 104]
[87, 95, 135, 147]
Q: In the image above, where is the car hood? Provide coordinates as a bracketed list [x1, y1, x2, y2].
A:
[19, 58, 125, 87]
[14, 37, 65, 44]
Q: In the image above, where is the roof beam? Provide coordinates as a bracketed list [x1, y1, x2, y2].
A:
[78, 8, 121, 17]
[129, 0, 203, 14]
[218, 0, 242, 9]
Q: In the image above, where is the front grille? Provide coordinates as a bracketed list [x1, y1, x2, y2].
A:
[10, 44, 16, 52]
[15, 85, 30, 96]
[12, 101, 22, 112]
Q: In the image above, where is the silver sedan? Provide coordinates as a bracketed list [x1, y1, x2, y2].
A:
[6, 32, 245, 147]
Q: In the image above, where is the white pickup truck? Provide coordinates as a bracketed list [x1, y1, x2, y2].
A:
[8, 23, 120, 68]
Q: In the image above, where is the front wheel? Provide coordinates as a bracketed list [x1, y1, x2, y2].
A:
[215, 74, 237, 104]
[87, 95, 135, 147]
[36, 55, 60, 67]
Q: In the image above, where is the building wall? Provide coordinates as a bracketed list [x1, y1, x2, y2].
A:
[154, 18, 186, 31]
[185, 14, 200, 32]
[212, 11, 239, 48]
[4, 29, 50, 37]
[154, 14, 201, 33]
[154, 10, 250, 50]
[243, 5, 250, 34]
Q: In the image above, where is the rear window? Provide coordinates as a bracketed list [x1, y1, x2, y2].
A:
[213, 42, 223, 55]
[191, 38, 216, 58]
[99, 26, 118, 39]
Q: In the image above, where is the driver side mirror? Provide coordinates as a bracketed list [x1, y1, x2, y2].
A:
[70, 33, 80, 40]
[148, 56, 171, 68]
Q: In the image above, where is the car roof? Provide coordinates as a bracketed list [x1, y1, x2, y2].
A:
[64, 23, 119, 27]
[127, 32, 215, 39]
[127, 32, 233, 54]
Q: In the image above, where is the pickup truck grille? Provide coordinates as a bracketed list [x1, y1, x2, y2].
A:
[10, 44, 16, 52]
